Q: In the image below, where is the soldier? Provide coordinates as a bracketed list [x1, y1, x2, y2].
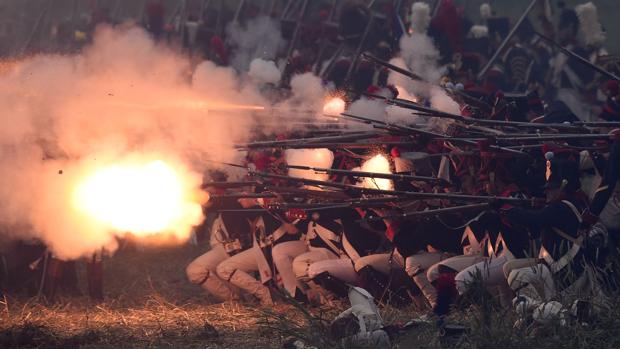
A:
[305, 207, 387, 298]
[291, 207, 362, 300]
[503, 154, 592, 317]
[186, 198, 251, 302]
[453, 165, 532, 302]
[216, 198, 301, 306]
[587, 136, 620, 233]
[270, 207, 310, 300]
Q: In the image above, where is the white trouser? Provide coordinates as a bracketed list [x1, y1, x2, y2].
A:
[428, 254, 485, 282]
[308, 258, 360, 285]
[354, 252, 404, 275]
[405, 251, 447, 308]
[292, 248, 338, 279]
[455, 253, 513, 295]
[216, 248, 272, 305]
[272, 240, 308, 296]
[405, 251, 446, 277]
[507, 262, 556, 303]
[185, 243, 238, 302]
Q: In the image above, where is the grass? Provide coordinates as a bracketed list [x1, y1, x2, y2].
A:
[0, 244, 307, 348]
[2, 244, 620, 348]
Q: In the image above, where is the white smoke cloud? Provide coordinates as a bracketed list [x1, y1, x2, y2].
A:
[248, 58, 281, 85]
[285, 148, 334, 181]
[399, 33, 444, 84]
[0, 25, 287, 259]
[353, 154, 393, 190]
[226, 16, 286, 72]
[389, 31, 461, 126]
[273, 72, 329, 124]
[289, 72, 325, 104]
[347, 98, 386, 119]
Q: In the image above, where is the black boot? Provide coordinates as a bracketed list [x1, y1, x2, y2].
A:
[358, 266, 413, 308]
[311, 271, 349, 298]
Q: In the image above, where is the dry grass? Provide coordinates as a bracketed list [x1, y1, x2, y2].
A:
[3, 244, 620, 349]
[0, 244, 334, 349]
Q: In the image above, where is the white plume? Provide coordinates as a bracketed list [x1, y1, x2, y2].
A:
[410, 2, 431, 34]
[575, 2, 606, 46]
[480, 3, 492, 20]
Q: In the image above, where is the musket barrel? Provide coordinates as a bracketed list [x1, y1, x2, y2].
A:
[285, 164, 447, 184]
[243, 141, 413, 149]
[237, 131, 384, 149]
[250, 171, 540, 205]
[535, 31, 620, 82]
[366, 203, 491, 221]
[202, 181, 260, 188]
[362, 53, 425, 81]
[477, 0, 539, 80]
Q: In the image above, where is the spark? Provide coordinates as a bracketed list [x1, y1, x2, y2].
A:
[323, 97, 346, 116]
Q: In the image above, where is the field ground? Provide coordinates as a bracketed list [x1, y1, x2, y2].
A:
[2, 244, 620, 349]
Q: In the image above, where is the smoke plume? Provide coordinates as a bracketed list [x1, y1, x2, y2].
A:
[286, 148, 334, 181]
[0, 25, 294, 259]
[248, 58, 282, 85]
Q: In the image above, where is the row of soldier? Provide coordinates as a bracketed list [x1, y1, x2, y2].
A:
[187, 129, 619, 326]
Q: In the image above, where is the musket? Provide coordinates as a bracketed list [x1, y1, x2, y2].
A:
[237, 131, 386, 149]
[362, 52, 425, 81]
[477, 0, 540, 81]
[365, 203, 491, 221]
[361, 54, 493, 111]
[285, 164, 449, 184]
[217, 199, 382, 214]
[573, 121, 620, 128]
[280, 0, 295, 21]
[284, 0, 310, 64]
[233, 0, 246, 23]
[346, 14, 376, 82]
[203, 159, 247, 169]
[340, 112, 446, 138]
[448, 89, 493, 112]
[218, 203, 357, 214]
[344, 195, 414, 204]
[320, 43, 346, 78]
[439, 133, 615, 143]
[202, 181, 260, 188]
[466, 118, 587, 132]
[250, 141, 414, 149]
[364, 92, 517, 131]
[535, 31, 620, 82]
[341, 111, 529, 156]
[210, 193, 279, 200]
[394, 0, 407, 36]
[210, 188, 353, 201]
[218, 196, 438, 214]
[361, 92, 468, 122]
[263, 185, 351, 199]
[249, 170, 541, 205]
